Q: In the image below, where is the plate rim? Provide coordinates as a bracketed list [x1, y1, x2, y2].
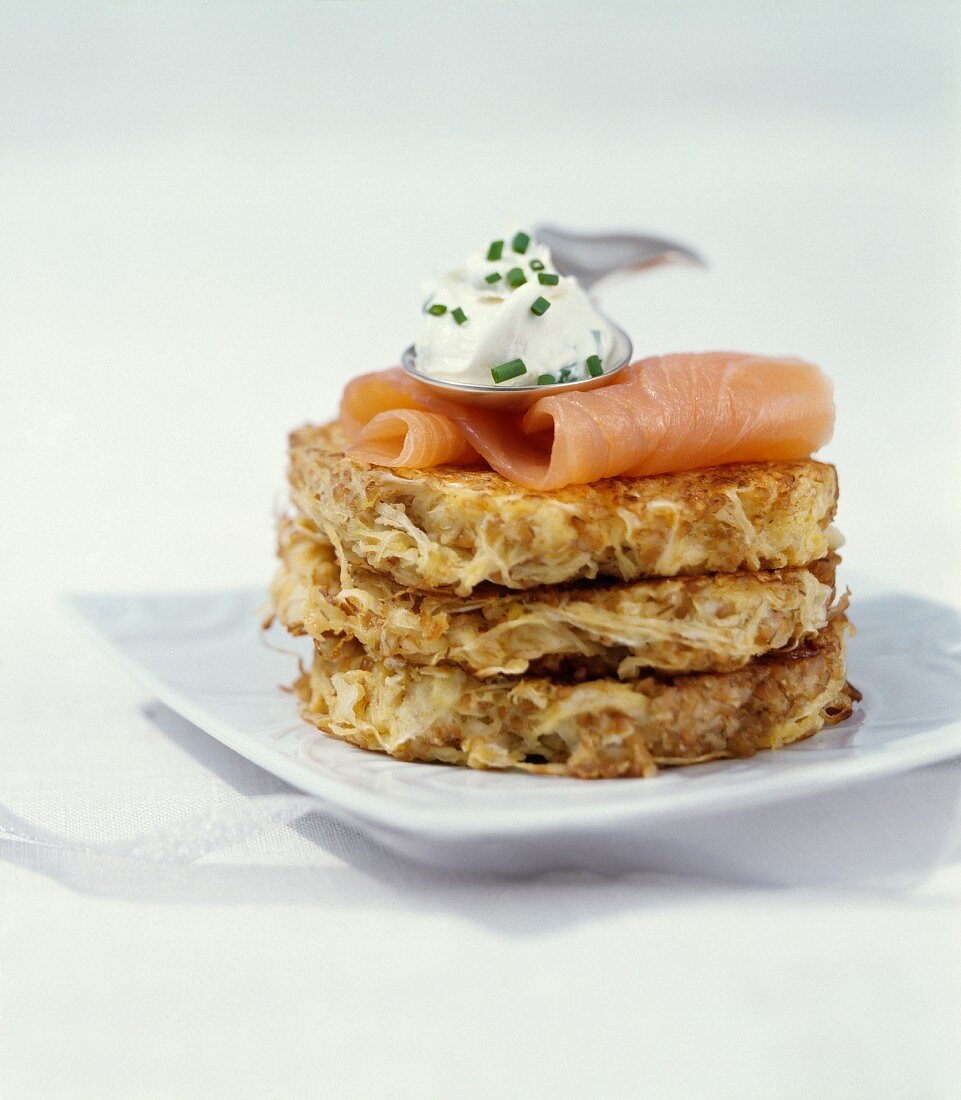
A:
[65, 587, 961, 842]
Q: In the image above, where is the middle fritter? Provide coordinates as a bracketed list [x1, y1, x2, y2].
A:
[271, 518, 836, 679]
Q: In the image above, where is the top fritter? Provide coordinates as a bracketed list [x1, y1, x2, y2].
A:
[288, 422, 838, 595]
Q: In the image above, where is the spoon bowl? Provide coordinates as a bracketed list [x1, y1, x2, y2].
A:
[401, 322, 633, 411]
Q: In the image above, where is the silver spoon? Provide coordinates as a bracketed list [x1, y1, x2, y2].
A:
[400, 228, 704, 410]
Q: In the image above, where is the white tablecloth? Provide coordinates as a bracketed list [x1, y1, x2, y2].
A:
[3, 4, 960, 1097]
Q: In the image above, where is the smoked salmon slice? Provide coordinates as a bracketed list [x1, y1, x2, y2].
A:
[340, 353, 834, 490]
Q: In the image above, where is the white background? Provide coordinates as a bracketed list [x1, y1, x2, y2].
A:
[2, 3, 961, 1098]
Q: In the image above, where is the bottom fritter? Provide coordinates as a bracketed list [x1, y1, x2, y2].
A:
[295, 615, 856, 779]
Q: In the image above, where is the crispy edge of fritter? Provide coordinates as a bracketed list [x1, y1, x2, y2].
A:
[269, 515, 839, 677]
[288, 421, 839, 595]
[294, 614, 856, 779]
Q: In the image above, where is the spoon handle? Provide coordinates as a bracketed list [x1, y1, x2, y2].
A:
[535, 225, 705, 290]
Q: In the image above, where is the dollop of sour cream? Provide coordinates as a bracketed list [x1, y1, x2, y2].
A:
[413, 230, 616, 389]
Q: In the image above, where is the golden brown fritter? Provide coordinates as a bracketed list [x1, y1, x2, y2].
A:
[270, 517, 838, 678]
[288, 422, 839, 595]
[295, 615, 855, 778]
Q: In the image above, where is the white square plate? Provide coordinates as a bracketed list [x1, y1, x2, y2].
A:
[69, 577, 961, 882]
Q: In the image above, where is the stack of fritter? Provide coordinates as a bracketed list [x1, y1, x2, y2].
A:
[269, 422, 855, 778]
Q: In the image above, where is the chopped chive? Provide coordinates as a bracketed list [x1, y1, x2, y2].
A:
[491, 358, 527, 384]
[529, 259, 545, 271]
[536, 373, 555, 386]
[512, 231, 530, 254]
[586, 354, 604, 377]
[558, 367, 574, 383]
[484, 272, 501, 284]
[530, 296, 551, 316]
[486, 240, 504, 261]
[451, 307, 468, 325]
[506, 267, 526, 288]
[537, 272, 559, 286]
[426, 303, 447, 316]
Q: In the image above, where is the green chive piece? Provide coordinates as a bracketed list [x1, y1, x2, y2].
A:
[530, 296, 551, 316]
[512, 231, 530, 254]
[484, 272, 501, 284]
[529, 259, 545, 271]
[486, 240, 504, 261]
[427, 303, 447, 316]
[587, 354, 604, 377]
[451, 307, 468, 325]
[536, 373, 555, 386]
[537, 272, 559, 286]
[491, 358, 527, 384]
[558, 367, 574, 383]
[506, 267, 526, 288]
